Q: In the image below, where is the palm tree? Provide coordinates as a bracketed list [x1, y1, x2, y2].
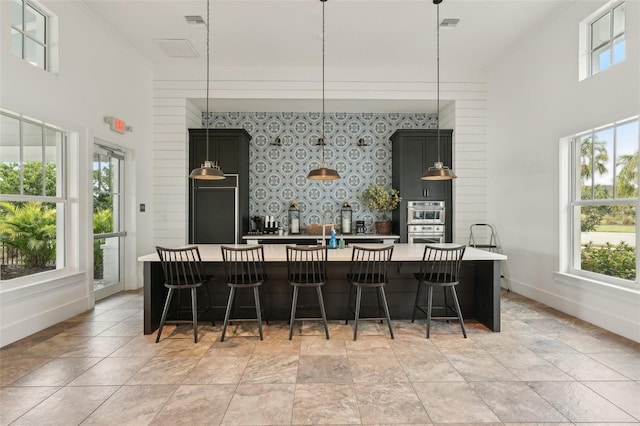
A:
[616, 152, 638, 198]
[580, 135, 608, 181]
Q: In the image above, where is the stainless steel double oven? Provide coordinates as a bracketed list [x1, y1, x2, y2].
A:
[407, 200, 445, 244]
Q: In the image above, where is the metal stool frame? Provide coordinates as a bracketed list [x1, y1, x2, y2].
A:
[155, 246, 213, 343]
[220, 245, 268, 341]
[345, 245, 394, 340]
[286, 245, 330, 340]
[412, 244, 467, 338]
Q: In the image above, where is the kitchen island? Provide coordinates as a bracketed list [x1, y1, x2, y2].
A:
[139, 243, 506, 335]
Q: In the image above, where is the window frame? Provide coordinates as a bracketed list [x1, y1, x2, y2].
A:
[564, 117, 640, 289]
[0, 110, 68, 279]
[10, 0, 49, 70]
[588, 1, 625, 76]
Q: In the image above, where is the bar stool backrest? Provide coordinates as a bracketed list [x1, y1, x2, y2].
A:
[348, 245, 394, 285]
[286, 245, 328, 285]
[418, 245, 466, 285]
[221, 245, 266, 285]
[156, 246, 205, 288]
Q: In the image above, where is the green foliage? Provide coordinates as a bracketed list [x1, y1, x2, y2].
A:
[581, 241, 636, 281]
[0, 162, 57, 196]
[0, 202, 56, 268]
[359, 185, 401, 220]
[93, 209, 113, 278]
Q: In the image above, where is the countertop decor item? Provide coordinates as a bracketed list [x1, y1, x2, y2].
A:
[421, 0, 456, 181]
[288, 200, 301, 234]
[341, 200, 352, 234]
[307, 0, 340, 181]
[189, 0, 225, 180]
[360, 185, 401, 235]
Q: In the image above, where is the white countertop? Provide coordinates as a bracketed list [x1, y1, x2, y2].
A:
[139, 243, 507, 262]
[242, 234, 399, 240]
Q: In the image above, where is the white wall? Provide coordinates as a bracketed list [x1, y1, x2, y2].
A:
[487, 1, 640, 342]
[0, 1, 153, 346]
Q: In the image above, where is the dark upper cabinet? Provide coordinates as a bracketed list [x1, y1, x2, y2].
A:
[188, 128, 251, 244]
[391, 129, 453, 242]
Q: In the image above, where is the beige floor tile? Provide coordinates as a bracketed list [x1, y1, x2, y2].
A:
[182, 354, 250, 384]
[354, 382, 430, 424]
[108, 335, 171, 357]
[300, 335, 347, 356]
[59, 336, 134, 358]
[11, 385, 118, 425]
[240, 354, 299, 384]
[252, 336, 301, 355]
[0, 386, 58, 425]
[207, 336, 257, 356]
[150, 384, 236, 425]
[0, 357, 50, 386]
[470, 381, 568, 423]
[493, 353, 574, 381]
[59, 321, 119, 337]
[126, 357, 199, 385]
[344, 336, 394, 355]
[387, 333, 441, 356]
[528, 381, 637, 423]
[583, 380, 640, 421]
[155, 338, 213, 357]
[292, 383, 360, 424]
[11, 357, 102, 386]
[396, 353, 465, 382]
[82, 384, 178, 425]
[444, 352, 517, 381]
[68, 356, 150, 385]
[297, 355, 352, 383]
[588, 352, 640, 380]
[222, 384, 295, 425]
[20, 335, 89, 358]
[98, 320, 144, 337]
[91, 308, 140, 322]
[540, 353, 630, 381]
[413, 382, 500, 423]
[349, 354, 409, 383]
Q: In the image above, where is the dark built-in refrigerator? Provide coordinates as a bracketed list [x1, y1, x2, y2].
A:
[191, 175, 238, 244]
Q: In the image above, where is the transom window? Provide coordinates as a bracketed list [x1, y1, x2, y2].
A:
[568, 117, 639, 284]
[590, 2, 625, 76]
[10, 0, 48, 70]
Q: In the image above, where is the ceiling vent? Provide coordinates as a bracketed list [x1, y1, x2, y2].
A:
[440, 18, 460, 28]
[153, 39, 199, 58]
[185, 15, 206, 27]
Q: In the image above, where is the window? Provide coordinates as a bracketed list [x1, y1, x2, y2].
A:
[568, 117, 639, 284]
[0, 110, 66, 280]
[590, 2, 625, 75]
[10, 0, 48, 70]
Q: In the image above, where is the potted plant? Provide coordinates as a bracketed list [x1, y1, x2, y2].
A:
[359, 185, 401, 235]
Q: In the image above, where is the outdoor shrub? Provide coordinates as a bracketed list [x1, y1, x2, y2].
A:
[93, 209, 113, 279]
[581, 241, 636, 280]
[0, 202, 56, 268]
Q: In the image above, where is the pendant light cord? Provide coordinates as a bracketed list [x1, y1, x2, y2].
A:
[436, 0, 441, 163]
[321, 0, 326, 164]
[205, 0, 211, 163]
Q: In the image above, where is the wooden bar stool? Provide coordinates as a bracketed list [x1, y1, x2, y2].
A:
[155, 246, 213, 343]
[286, 245, 330, 340]
[345, 245, 394, 340]
[220, 245, 268, 341]
[412, 244, 467, 338]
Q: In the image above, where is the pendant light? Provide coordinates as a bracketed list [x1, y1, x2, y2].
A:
[307, 0, 340, 181]
[422, 0, 456, 181]
[190, 0, 225, 180]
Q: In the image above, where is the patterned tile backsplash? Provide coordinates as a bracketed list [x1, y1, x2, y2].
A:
[205, 112, 437, 231]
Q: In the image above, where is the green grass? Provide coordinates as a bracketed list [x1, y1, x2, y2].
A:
[594, 224, 635, 233]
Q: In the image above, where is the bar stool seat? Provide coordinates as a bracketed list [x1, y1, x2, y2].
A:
[345, 245, 394, 340]
[155, 246, 214, 343]
[412, 244, 467, 338]
[220, 245, 268, 341]
[286, 245, 330, 340]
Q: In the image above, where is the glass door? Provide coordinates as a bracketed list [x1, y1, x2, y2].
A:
[93, 143, 126, 300]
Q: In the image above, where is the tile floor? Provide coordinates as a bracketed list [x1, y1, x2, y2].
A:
[1, 289, 639, 425]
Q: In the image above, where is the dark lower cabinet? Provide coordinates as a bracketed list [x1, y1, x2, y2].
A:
[189, 129, 251, 243]
[391, 129, 453, 242]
